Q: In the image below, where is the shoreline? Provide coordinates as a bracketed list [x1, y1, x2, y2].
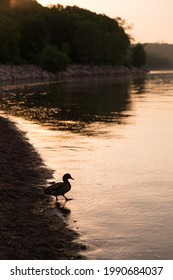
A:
[0, 64, 147, 83]
[0, 64, 147, 259]
[0, 115, 85, 259]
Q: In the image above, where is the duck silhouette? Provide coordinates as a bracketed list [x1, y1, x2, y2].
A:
[44, 173, 74, 202]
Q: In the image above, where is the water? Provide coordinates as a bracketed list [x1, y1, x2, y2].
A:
[1, 71, 173, 259]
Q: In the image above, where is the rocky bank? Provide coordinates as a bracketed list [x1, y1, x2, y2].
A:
[0, 64, 147, 83]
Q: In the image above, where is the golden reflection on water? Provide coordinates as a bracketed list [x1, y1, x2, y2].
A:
[1, 72, 173, 259]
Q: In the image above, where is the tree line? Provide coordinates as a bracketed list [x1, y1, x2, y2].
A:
[144, 43, 173, 69]
[0, 0, 146, 71]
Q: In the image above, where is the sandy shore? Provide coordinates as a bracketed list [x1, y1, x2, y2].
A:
[0, 116, 85, 259]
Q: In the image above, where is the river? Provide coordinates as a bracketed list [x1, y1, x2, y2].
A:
[0, 71, 173, 259]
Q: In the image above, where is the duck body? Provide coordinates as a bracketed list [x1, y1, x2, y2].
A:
[44, 173, 74, 201]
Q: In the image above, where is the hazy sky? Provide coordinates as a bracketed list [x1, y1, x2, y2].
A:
[37, 0, 173, 44]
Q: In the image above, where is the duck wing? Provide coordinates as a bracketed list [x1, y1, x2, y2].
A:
[44, 182, 70, 195]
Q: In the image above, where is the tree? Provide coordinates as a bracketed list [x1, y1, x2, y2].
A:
[72, 13, 130, 65]
[39, 45, 70, 72]
[115, 17, 134, 43]
[0, 2, 133, 67]
[19, 16, 49, 62]
[132, 44, 147, 67]
[73, 20, 101, 64]
[0, 14, 20, 63]
[146, 52, 171, 69]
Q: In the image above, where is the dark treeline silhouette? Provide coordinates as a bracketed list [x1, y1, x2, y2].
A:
[0, 0, 146, 71]
[144, 43, 173, 69]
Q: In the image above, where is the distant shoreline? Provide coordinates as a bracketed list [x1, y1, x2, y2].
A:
[0, 64, 148, 84]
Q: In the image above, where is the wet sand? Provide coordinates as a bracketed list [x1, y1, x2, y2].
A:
[0, 115, 85, 259]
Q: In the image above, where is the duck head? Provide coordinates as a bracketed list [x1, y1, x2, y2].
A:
[63, 173, 74, 182]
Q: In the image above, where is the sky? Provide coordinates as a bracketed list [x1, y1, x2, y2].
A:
[37, 0, 173, 44]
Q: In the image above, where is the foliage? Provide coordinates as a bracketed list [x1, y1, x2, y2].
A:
[144, 43, 173, 69]
[146, 52, 171, 69]
[0, 0, 145, 69]
[39, 45, 70, 72]
[115, 17, 134, 43]
[0, 14, 20, 63]
[18, 16, 49, 62]
[131, 44, 147, 67]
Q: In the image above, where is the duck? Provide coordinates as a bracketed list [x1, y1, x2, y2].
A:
[44, 173, 74, 202]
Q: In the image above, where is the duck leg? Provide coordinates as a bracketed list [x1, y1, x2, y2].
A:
[63, 195, 72, 201]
